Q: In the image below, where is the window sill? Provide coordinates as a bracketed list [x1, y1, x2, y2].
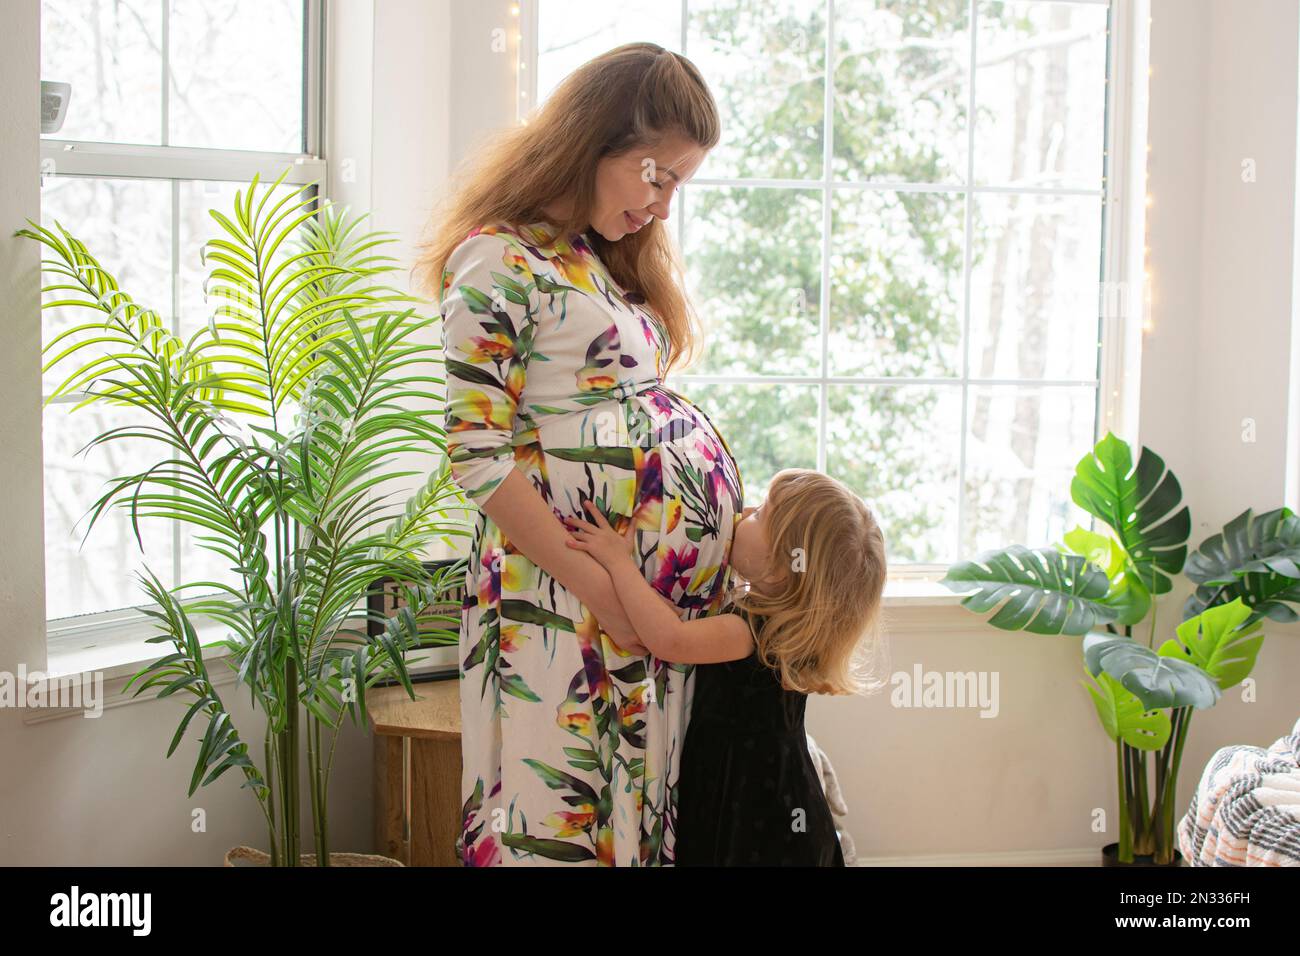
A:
[30, 577, 976, 721]
[44, 619, 234, 685]
[26, 619, 237, 726]
[881, 577, 965, 608]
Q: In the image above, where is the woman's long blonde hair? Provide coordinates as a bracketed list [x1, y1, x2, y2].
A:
[411, 42, 720, 372]
[730, 469, 890, 697]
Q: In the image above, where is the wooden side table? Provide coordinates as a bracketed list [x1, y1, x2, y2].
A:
[368, 677, 462, 867]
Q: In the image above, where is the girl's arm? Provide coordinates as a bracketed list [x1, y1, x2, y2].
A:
[603, 560, 754, 664]
[479, 469, 644, 652]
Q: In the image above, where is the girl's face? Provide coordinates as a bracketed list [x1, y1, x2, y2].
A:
[588, 130, 706, 241]
[731, 503, 783, 595]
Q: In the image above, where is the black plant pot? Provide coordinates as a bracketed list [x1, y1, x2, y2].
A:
[1102, 842, 1184, 867]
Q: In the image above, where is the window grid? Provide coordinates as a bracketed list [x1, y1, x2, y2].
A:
[638, 0, 1112, 571]
[41, 0, 326, 633]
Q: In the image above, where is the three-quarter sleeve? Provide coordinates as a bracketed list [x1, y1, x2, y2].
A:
[438, 230, 536, 508]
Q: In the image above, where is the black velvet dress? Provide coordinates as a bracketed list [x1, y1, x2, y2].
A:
[673, 607, 846, 867]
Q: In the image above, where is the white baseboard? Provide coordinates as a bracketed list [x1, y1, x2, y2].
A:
[851, 847, 1102, 867]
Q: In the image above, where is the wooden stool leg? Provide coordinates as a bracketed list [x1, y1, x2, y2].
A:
[409, 736, 463, 866]
[374, 735, 405, 861]
[374, 734, 463, 866]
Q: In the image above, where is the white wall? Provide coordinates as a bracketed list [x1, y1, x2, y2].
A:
[0, 1, 47, 683]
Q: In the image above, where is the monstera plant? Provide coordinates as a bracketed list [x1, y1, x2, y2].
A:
[941, 432, 1300, 865]
[17, 168, 467, 865]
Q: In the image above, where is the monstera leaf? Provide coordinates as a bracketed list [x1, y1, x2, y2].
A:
[940, 544, 1118, 635]
[1081, 664, 1172, 751]
[1159, 597, 1265, 691]
[1061, 526, 1151, 627]
[1082, 633, 1221, 711]
[1070, 433, 1190, 596]
[1183, 507, 1300, 625]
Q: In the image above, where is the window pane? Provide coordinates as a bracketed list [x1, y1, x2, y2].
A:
[167, 0, 305, 152]
[829, 188, 964, 378]
[39, 177, 173, 397]
[40, 178, 174, 622]
[39, 0, 306, 152]
[833, 0, 970, 185]
[968, 191, 1103, 381]
[683, 185, 822, 375]
[666, 382, 818, 503]
[974, 1, 1109, 189]
[177, 179, 307, 596]
[687, 0, 825, 181]
[44, 403, 177, 620]
[827, 384, 961, 563]
[537, 1, 679, 105]
[962, 385, 1097, 556]
[41, 176, 307, 621]
[528, 1, 1115, 568]
[40, 0, 164, 146]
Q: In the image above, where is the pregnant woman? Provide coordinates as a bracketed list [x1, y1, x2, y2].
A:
[415, 43, 743, 866]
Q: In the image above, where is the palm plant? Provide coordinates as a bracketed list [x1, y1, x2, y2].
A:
[17, 167, 468, 865]
[941, 432, 1300, 864]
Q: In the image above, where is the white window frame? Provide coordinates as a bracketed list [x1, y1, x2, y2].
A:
[522, 0, 1151, 584]
[40, 0, 328, 656]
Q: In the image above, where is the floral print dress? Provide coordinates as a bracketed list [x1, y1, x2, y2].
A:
[438, 221, 745, 866]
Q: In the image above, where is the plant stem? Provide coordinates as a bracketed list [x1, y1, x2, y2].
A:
[1155, 707, 1192, 864]
[1117, 740, 1133, 861]
[1135, 749, 1153, 854]
[276, 725, 292, 866]
[1152, 707, 1177, 861]
[264, 722, 279, 867]
[287, 656, 300, 865]
[309, 713, 327, 865]
[1123, 743, 1138, 860]
[1147, 586, 1158, 649]
[322, 723, 343, 862]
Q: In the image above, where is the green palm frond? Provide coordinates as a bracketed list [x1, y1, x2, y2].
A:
[126, 566, 271, 804]
[18, 165, 466, 866]
[195, 168, 411, 423]
[292, 205, 415, 309]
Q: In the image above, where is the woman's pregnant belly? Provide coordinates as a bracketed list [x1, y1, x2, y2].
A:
[528, 382, 745, 615]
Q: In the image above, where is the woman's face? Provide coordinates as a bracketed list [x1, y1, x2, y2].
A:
[588, 130, 706, 241]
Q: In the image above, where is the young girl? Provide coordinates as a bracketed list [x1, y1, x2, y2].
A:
[563, 467, 888, 867]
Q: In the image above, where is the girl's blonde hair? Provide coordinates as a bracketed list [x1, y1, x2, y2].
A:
[730, 468, 890, 696]
[411, 42, 720, 372]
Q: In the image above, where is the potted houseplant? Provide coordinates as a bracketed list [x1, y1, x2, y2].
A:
[941, 432, 1300, 865]
[18, 168, 468, 866]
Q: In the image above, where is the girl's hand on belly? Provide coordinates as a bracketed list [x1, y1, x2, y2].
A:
[563, 501, 638, 570]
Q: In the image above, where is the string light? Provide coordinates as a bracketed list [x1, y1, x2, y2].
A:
[1142, 14, 1154, 338]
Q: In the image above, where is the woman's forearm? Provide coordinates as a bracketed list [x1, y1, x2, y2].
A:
[477, 467, 636, 640]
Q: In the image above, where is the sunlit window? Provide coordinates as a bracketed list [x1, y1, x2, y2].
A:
[536, 0, 1113, 566]
[39, 0, 319, 623]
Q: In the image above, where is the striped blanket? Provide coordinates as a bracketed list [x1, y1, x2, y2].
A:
[1177, 716, 1300, 866]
